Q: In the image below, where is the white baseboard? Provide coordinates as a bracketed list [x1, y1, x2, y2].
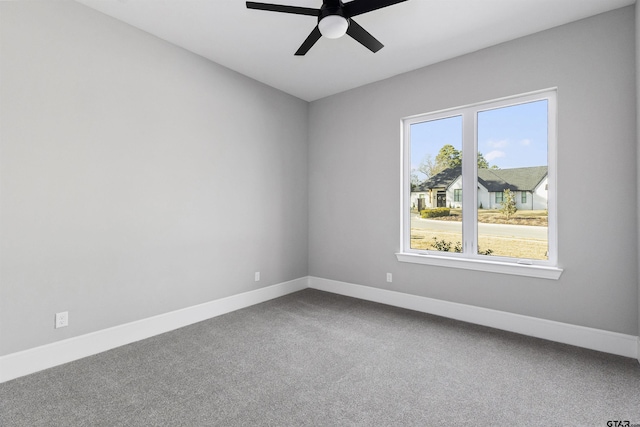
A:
[0, 277, 308, 383]
[308, 276, 639, 360]
[2, 275, 637, 383]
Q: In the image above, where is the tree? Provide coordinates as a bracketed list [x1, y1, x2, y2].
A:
[417, 154, 438, 179]
[416, 145, 460, 180]
[410, 170, 420, 191]
[500, 188, 518, 220]
[477, 152, 490, 169]
[435, 144, 461, 170]
[417, 145, 492, 180]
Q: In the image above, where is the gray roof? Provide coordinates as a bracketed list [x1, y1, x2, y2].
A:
[417, 166, 462, 191]
[417, 166, 547, 192]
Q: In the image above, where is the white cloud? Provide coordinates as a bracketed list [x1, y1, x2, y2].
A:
[520, 139, 531, 146]
[487, 139, 508, 148]
[485, 150, 506, 161]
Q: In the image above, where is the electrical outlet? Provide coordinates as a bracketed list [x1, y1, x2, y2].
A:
[386, 273, 393, 283]
[55, 311, 68, 329]
[255, 272, 260, 282]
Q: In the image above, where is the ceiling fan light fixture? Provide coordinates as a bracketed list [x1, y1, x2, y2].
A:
[246, 0, 408, 55]
[318, 15, 349, 39]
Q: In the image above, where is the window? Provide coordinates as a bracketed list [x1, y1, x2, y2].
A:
[398, 89, 561, 279]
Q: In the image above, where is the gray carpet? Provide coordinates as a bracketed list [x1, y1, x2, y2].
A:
[1, 289, 639, 426]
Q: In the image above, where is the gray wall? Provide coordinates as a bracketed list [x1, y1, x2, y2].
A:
[637, 3, 640, 347]
[309, 7, 638, 335]
[1, 2, 638, 359]
[0, 1, 309, 355]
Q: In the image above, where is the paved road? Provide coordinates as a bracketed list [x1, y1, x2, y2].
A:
[410, 216, 547, 240]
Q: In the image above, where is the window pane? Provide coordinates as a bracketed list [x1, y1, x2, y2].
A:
[477, 100, 548, 259]
[410, 116, 463, 252]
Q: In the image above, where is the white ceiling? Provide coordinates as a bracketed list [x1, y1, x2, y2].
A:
[76, 0, 634, 101]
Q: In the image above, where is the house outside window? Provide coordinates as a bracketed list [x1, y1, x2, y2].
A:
[398, 89, 561, 279]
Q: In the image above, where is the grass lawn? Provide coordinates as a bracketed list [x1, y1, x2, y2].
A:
[410, 228, 548, 260]
[421, 208, 548, 227]
[410, 208, 549, 259]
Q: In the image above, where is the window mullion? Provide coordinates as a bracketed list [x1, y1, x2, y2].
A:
[461, 108, 477, 256]
[401, 120, 412, 253]
[546, 90, 558, 265]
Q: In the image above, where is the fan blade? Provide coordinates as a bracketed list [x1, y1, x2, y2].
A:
[343, 0, 408, 18]
[246, 2, 319, 16]
[295, 26, 322, 56]
[346, 19, 384, 53]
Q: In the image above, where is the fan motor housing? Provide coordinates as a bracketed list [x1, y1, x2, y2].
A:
[319, 0, 346, 21]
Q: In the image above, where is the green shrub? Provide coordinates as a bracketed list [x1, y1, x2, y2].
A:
[431, 237, 461, 252]
[420, 208, 451, 218]
[430, 237, 493, 256]
[478, 247, 493, 256]
[500, 188, 517, 220]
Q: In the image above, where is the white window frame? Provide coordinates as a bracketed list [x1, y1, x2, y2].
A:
[397, 89, 563, 280]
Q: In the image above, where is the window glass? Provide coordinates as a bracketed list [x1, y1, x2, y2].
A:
[477, 100, 549, 260]
[409, 116, 462, 252]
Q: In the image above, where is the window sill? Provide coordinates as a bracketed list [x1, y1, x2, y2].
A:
[395, 252, 563, 280]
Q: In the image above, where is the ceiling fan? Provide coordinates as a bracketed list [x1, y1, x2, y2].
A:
[246, 0, 408, 56]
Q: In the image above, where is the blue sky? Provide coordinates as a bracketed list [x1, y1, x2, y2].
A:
[411, 100, 548, 179]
